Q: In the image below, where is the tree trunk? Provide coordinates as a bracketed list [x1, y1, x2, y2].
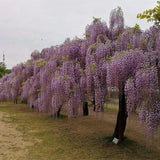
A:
[156, 59, 160, 90]
[101, 101, 104, 112]
[24, 98, 28, 104]
[113, 85, 128, 142]
[73, 106, 78, 117]
[83, 102, 88, 116]
[22, 98, 28, 104]
[14, 97, 18, 104]
[57, 105, 63, 118]
[93, 98, 96, 112]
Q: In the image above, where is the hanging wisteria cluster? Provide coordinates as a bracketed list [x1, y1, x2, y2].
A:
[0, 7, 159, 134]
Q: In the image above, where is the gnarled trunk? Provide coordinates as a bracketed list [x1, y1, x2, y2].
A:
[113, 85, 128, 142]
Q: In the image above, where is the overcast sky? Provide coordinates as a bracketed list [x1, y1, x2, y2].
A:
[0, 0, 157, 69]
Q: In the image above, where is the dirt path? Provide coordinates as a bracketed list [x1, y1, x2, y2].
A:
[0, 112, 32, 160]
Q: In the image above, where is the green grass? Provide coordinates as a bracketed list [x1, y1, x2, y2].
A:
[0, 103, 159, 160]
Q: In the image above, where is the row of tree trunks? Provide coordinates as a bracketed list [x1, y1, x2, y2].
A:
[31, 103, 89, 118]
[57, 103, 89, 117]
[16, 89, 128, 142]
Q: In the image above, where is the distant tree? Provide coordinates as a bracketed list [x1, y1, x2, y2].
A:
[137, 1, 160, 25]
[5, 69, 11, 74]
[0, 62, 11, 78]
[0, 62, 6, 78]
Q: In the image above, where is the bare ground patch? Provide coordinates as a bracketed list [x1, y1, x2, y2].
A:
[0, 112, 33, 160]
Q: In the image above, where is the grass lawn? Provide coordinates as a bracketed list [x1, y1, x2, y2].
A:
[0, 101, 159, 160]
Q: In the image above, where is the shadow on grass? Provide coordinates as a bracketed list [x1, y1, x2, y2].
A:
[103, 136, 134, 147]
[100, 136, 159, 159]
[103, 136, 143, 148]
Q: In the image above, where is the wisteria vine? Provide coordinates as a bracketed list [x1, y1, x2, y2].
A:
[0, 7, 160, 135]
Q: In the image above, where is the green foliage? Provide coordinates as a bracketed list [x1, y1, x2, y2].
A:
[106, 56, 113, 61]
[90, 63, 97, 71]
[79, 69, 84, 73]
[133, 24, 141, 33]
[0, 62, 10, 78]
[37, 88, 42, 92]
[93, 17, 101, 23]
[79, 68, 86, 74]
[62, 55, 69, 61]
[137, 1, 160, 25]
[112, 47, 115, 52]
[56, 66, 60, 71]
[115, 33, 122, 40]
[97, 34, 104, 39]
[69, 89, 74, 94]
[35, 60, 47, 68]
[6, 69, 11, 74]
[27, 59, 32, 62]
[22, 81, 28, 86]
[89, 43, 97, 52]
[64, 75, 69, 80]
[85, 34, 90, 39]
[140, 39, 148, 50]
[127, 44, 134, 50]
[38, 61, 47, 67]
